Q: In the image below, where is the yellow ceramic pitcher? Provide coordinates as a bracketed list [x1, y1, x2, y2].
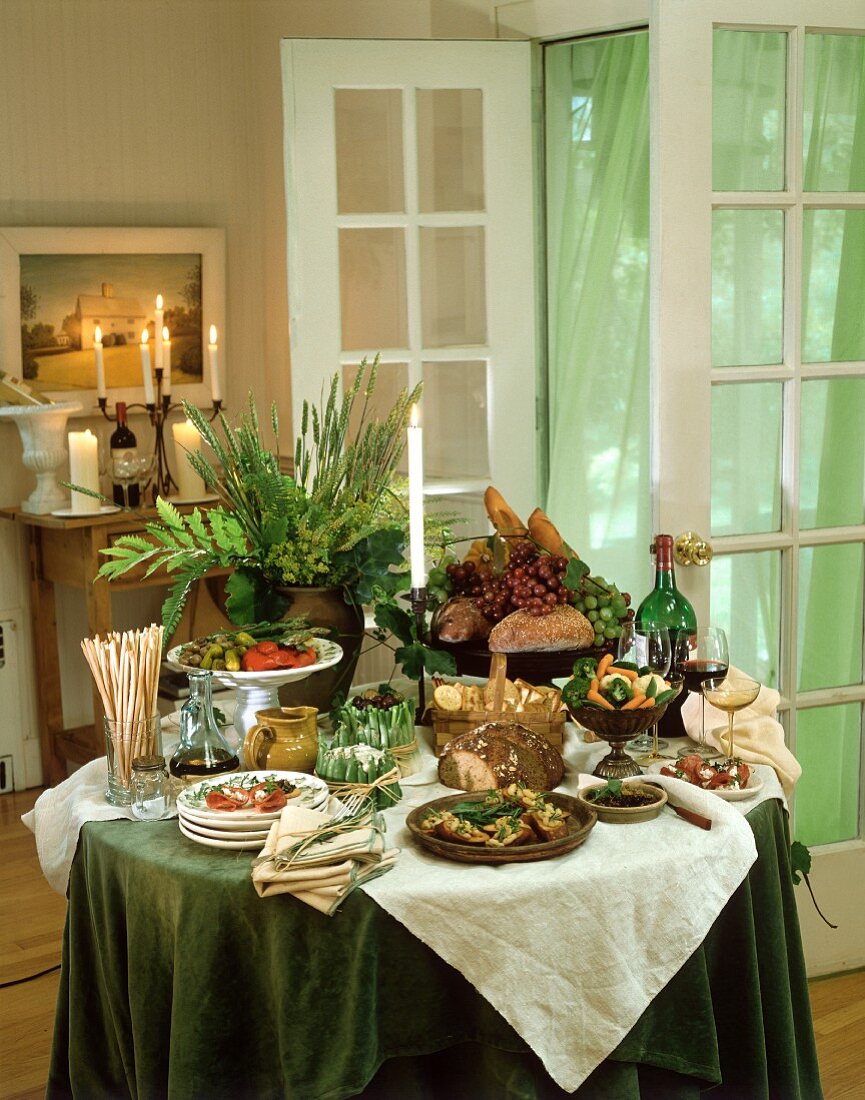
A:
[243, 706, 319, 773]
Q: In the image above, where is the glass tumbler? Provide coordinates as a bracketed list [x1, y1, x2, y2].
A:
[131, 755, 170, 821]
[104, 714, 162, 806]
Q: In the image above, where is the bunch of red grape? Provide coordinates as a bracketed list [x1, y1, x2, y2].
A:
[445, 542, 574, 621]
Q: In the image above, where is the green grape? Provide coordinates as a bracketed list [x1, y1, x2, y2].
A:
[584, 595, 598, 610]
[599, 606, 614, 622]
[594, 576, 607, 588]
[573, 599, 586, 612]
[594, 632, 605, 647]
[611, 596, 627, 617]
[598, 595, 611, 608]
[604, 624, 619, 639]
[587, 609, 599, 623]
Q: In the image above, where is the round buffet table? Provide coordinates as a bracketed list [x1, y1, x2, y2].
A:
[47, 797, 821, 1100]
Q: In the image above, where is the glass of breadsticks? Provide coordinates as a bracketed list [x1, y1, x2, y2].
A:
[81, 625, 164, 806]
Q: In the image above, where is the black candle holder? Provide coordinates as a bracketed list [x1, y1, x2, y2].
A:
[98, 368, 222, 503]
[410, 585, 429, 724]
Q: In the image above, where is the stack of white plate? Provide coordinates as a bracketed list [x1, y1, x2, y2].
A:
[176, 770, 330, 850]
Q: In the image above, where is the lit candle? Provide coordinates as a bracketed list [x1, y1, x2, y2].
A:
[139, 329, 154, 405]
[68, 429, 100, 513]
[154, 294, 164, 373]
[162, 325, 172, 397]
[93, 324, 106, 400]
[208, 324, 221, 403]
[171, 419, 206, 500]
[407, 403, 425, 589]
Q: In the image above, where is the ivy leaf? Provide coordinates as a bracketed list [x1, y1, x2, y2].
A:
[373, 600, 415, 646]
[394, 642, 427, 680]
[563, 557, 591, 589]
[225, 569, 287, 626]
[419, 644, 457, 677]
[790, 840, 811, 886]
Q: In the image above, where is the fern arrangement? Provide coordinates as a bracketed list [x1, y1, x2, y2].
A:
[98, 359, 424, 640]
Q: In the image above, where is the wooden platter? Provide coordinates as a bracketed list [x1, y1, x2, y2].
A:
[406, 791, 597, 864]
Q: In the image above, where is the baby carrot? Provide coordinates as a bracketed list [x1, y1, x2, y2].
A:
[638, 696, 656, 709]
[586, 689, 615, 710]
[596, 653, 614, 679]
[622, 693, 647, 711]
[608, 665, 639, 681]
[590, 678, 599, 693]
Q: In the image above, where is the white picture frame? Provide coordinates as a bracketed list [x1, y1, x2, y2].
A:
[0, 227, 225, 410]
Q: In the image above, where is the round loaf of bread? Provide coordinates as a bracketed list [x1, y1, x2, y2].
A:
[438, 721, 565, 792]
[488, 604, 594, 652]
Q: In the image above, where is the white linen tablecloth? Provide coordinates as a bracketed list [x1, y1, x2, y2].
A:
[364, 726, 763, 1093]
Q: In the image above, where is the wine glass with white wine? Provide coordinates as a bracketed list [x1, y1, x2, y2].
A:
[702, 673, 761, 762]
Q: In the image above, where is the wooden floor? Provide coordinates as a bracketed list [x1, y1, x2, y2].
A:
[1, 789, 864, 1099]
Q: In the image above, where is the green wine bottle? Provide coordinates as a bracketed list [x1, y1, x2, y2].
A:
[635, 534, 696, 738]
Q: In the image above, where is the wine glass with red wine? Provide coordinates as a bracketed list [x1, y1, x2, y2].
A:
[676, 626, 729, 758]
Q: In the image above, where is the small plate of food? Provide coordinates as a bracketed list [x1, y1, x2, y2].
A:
[177, 770, 329, 826]
[406, 785, 596, 864]
[649, 755, 763, 800]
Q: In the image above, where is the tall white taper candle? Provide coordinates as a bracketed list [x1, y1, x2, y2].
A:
[93, 324, 106, 399]
[139, 329, 154, 404]
[407, 403, 425, 588]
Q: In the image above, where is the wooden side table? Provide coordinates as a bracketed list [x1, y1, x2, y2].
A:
[0, 506, 230, 785]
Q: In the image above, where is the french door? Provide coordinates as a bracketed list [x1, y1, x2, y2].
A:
[654, 0, 865, 973]
[281, 39, 538, 532]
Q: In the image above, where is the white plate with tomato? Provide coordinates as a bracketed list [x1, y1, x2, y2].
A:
[177, 770, 330, 828]
[167, 637, 343, 689]
[647, 757, 763, 800]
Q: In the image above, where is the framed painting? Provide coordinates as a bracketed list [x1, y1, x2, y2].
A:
[0, 227, 225, 409]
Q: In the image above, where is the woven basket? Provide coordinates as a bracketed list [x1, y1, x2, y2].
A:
[432, 708, 565, 755]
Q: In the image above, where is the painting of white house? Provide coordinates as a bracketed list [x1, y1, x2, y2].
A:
[19, 252, 202, 395]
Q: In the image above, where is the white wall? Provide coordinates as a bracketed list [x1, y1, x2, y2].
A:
[0, 0, 505, 783]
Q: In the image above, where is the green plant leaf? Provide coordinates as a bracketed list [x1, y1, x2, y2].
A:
[419, 644, 457, 676]
[563, 557, 591, 588]
[790, 840, 812, 886]
[394, 642, 427, 680]
[373, 600, 415, 646]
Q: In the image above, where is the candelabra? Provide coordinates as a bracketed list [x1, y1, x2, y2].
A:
[410, 586, 429, 724]
[98, 368, 222, 502]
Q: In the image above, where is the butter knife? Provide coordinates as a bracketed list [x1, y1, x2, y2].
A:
[643, 781, 713, 830]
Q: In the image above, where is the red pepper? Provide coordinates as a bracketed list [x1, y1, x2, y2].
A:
[241, 647, 280, 672]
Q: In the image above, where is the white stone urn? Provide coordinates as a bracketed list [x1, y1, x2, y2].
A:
[0, 401, 84, 514]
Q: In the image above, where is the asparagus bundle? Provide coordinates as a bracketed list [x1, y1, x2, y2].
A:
[315, 743, 403, 809]
[331, 690, 415, 751]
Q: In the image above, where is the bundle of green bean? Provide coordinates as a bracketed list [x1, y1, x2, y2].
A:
[331, 691, 415, 751]
[315, 744, 402, 809]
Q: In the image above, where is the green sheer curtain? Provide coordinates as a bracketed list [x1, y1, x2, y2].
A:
[543, 32, 649, 596]
[795, 33, 865, 847]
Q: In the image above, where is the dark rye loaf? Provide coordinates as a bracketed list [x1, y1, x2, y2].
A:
[438, 721, 565, 792]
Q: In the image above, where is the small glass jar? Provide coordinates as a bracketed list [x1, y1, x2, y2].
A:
[130, 755, 170, 821]
[170, 670, 240, 786]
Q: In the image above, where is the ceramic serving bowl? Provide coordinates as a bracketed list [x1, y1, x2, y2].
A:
[577, 779, 668, 824]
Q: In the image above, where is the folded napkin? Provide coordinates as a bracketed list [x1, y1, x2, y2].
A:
[682, 668, 800, 800]
[251, 801, 398, 915]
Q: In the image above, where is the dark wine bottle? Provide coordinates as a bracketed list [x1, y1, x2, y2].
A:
[110, 402, 140, 507]
[635, 534, 697, 738]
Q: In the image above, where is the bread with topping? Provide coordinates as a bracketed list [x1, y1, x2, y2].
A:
[437, 721, 564, 792]
[488, 604, 594, 652]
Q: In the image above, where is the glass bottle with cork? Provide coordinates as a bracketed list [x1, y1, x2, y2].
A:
[635, 534, 697, 739]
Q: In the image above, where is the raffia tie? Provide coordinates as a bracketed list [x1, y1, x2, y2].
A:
[387, 739, 418, 760]
[319, 765, 402, 807]
[263, 808, 378, 869]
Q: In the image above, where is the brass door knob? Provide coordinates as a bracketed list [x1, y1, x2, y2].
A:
[674, 531, 713, 567]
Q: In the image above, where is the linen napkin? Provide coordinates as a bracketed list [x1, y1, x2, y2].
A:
[251, 801, 399, 915]
[682, 667, 801, 800]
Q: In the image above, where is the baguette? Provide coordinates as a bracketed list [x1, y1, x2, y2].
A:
[527, 507, 568, 557]
[484, 486, 528, 537]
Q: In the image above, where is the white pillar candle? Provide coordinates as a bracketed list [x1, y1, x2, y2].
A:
[172, 419, 206, 500]
[68, 429, 100, 513]
[162, 325, 172, 397]
[407, 403, 426, 589]
[139, 329, 154, 405]
[154, 294, 164, 373]
[93, 324, 106, 400]
[208, 324, 221, 403]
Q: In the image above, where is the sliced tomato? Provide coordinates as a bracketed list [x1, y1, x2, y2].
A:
[707, 771, 736, 789]
[255, 641, 279, 655]
[253, 788, 287, 813]
[293, 646, 317, 668]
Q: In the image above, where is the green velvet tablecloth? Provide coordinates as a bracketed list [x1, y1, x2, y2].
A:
[47, 799, 822, 1100]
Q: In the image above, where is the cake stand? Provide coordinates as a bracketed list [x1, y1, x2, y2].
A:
[167, 639, 343, 748]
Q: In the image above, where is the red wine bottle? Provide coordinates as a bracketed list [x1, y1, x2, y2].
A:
[635, 534, 697, 737]
[110, 402, 140, 507]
